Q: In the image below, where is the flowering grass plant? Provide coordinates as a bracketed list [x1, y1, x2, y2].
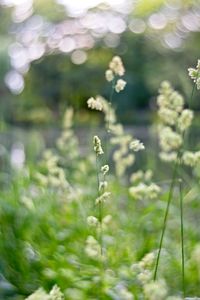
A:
[0, 57, 200, 300]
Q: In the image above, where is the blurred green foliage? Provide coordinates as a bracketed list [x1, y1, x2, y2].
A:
[0, 0, 200, 125]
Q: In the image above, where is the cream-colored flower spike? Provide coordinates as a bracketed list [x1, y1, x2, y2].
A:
[178, 109, 194, 132]
[130, 139, 145, 152]
[105, 55, 125, 83]
[188, 59, 200, 89]
[109, 55, 125, 76]
[157, 81, 199, 168]
[87, 216, 99, 227]
[101, 164, 109, 175]
[87, 97, 103, 111]
[93, 135, 104, 155]
[105, 69, 114, 82]
[115, 79, 127, 93]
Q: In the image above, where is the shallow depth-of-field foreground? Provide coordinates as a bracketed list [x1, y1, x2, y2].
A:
[1, 57, 200, 300]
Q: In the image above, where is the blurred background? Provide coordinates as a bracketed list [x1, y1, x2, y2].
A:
[1, 0, 200, 123]
[0, 0, 200, 166]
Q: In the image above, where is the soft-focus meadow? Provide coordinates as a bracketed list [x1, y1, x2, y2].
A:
[1, 1, 200, 299]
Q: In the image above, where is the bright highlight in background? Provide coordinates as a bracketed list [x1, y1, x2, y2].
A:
[57, 0, 127, 16]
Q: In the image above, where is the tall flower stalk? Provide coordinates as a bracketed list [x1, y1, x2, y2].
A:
[154, 59, 200, 285]
[93, 135, 104, 297]
[93, 135, 104, 257]
[105, 56, 126, 160]
[86, 136, 110, 296]
[87, 56, 145, 179]
[107, 78, 116, 134]
[154, 82, 192, 280]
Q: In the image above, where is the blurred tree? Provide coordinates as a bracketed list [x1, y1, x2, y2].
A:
[0, 0, 200, 125]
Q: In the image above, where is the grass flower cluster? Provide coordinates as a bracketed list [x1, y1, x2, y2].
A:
[188, 60, 200, 90]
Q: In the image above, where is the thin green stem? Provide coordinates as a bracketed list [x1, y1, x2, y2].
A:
[95, 154, 100, 197]
[105, 79, 115, 160]
[98, 201, 103, 256]
[95, 154, 104, 294]
[107, 79, 115, 133]
[179, 179, 185, 297]
[187, 71, 198, 109]
[153, 158, 179, 280]
[95, 154, 104, 257]
[105, 78, 116, 163]
[95, 155, 101, 235]
[190, 83, 195, 107]
[184, 82, 196, 146]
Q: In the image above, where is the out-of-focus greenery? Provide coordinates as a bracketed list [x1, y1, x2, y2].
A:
[0, 0, 200, 125]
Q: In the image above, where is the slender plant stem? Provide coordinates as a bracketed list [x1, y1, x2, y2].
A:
[98, 202, 103, 256]
[95, 154, 104, 295]
[95, 154, 103, 254]
[95, 154, 100, 197]
[107, 79, 115, 133]
[153, 158, 179, 280]
[179, 178, 185, 297]
[187, 82, 195, 108]
[105, 78, 116, 165]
